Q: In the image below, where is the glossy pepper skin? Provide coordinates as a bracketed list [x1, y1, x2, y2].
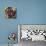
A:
[5, 7, 16, 18]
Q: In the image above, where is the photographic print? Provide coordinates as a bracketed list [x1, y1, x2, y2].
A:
[18, 25, 46, 46]
[5, 7, 16, 19]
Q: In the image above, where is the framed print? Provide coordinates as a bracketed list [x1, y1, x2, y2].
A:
[5, 7, 16, 19]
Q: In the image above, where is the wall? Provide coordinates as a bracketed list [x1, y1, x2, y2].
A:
[0, 0, 46, 44]
[17, 0, 46, 24]
[0, 0, 18, 44]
